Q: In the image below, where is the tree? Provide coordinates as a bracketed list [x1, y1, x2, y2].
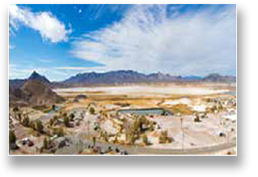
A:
[64, 116, 70, 127]
[9, 130, 18, 150]
[142, 134, 150, 145]
[89, 107, 95, 115]
[35, 120, 44, 133]
[126, 132, 135, 145]
[12, 107, 20, 120]
[161, 110, 166, 116]
[52, 104, 56, 111]
[22, 117, 30, 127]
[194, 114, 201, 122]
[9, 130, 16, 144]
[29, 120, 36, 130]
[159, 130, 172, 144]
[69, 113, 75, 121]
[17, 113, 22, 121]
[43, 137, 49, 149]
[49, 118, 54, 127]
[13, 107, 19, 112]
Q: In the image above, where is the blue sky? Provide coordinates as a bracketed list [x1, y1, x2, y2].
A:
[9, 4, 236, 81]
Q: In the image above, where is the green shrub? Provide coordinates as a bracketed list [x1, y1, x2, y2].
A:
[69, 113, 75, 121]
[13, 107, 19, 112]
[126, 133, 135, 145]
[29, 120, 36, 130]
[89, 107, 95, 115]
[194, 115, 201, 122]
[64, 116, 70, 127]
[22, 117, 30, 127]
[9, 130, 16, 144]
[52, 104, 56, 110]
[43, 137, 49, 149]
[159, 130, 171, 144]
[54, 127, 65, 137]
[49, 119, 54, 127]
[35, 120, 44, 133]
[17, 113, 22, 121]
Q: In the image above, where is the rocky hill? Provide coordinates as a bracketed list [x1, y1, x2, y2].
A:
[28, 71, 51, 86]
[203, 73, 236, 82]
[9, 72, 64, 106]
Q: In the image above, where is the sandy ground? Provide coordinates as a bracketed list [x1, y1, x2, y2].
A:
[147, 112, 236, 149]
[10, 83, 236, 155]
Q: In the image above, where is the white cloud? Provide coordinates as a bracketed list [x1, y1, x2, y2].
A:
[9, 65, 34, 79]
[71, 5, 236, 76]
[9, 4, 71, 43]
[9, 44, 16, 50]
[56, 66, 100, 70]
[38, 58, 53, 63]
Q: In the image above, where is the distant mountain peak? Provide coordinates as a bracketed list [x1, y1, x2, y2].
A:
[29, 71, 42, 79]
[203, 73, 236, 82]
[28, 71, 50, 84]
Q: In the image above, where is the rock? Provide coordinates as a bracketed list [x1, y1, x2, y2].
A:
[108, 136, 116, 143]
[55, 137, 68, 148]
[117, 133, 126, 143]
[134, 139, 146, 146]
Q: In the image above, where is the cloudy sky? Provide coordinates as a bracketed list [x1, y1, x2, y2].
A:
[9, 4, 236, 81]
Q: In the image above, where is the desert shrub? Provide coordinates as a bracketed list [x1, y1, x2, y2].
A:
[17, 113, 22, 121]
[52, 104, 56, 110]
[35, 120, 44, 133]
[29, 120, 36, 130]
[69, 113, 75, 121]
[194, 115, 201, 122]
[210, 106, 217, 113]
[141, 134, 150, 145]
[169, 104, 193, 115]
[49, 118, 54, 127]
[22, 117, 30, 127]
[53, 127, 65, 137]
[9, 130, 16, 144]
[13, 107, 19, 112]
[126, 132, 135, 145]
[161, 110, 166, 116]
[63, 116, 70, 127]
[43, 137, 49, 149]
[159, 130, 172, 144]
[9, 130, 18, 150]
[89, 107, 95, 115]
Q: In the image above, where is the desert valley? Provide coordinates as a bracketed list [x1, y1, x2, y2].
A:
[8, 4, 236, 156]
[9, 70, 236, 155]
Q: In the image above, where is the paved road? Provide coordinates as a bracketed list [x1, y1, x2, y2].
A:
[125, 140, 236, 155]
[56, 136, 236, 155]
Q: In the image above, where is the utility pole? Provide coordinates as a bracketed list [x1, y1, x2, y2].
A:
[180, 117, 184, 151]
[87, 120, 90, 137]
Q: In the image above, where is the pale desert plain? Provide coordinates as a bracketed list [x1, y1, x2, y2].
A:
[52, 83, 237, 155]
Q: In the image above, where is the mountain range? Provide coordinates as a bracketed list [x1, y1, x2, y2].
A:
[9, 70, 236, 106]
[61, 70, 235, 86]
[10, 70, 236, 89]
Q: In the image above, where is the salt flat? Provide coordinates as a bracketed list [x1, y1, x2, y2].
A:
[54, 85, 229, 96]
